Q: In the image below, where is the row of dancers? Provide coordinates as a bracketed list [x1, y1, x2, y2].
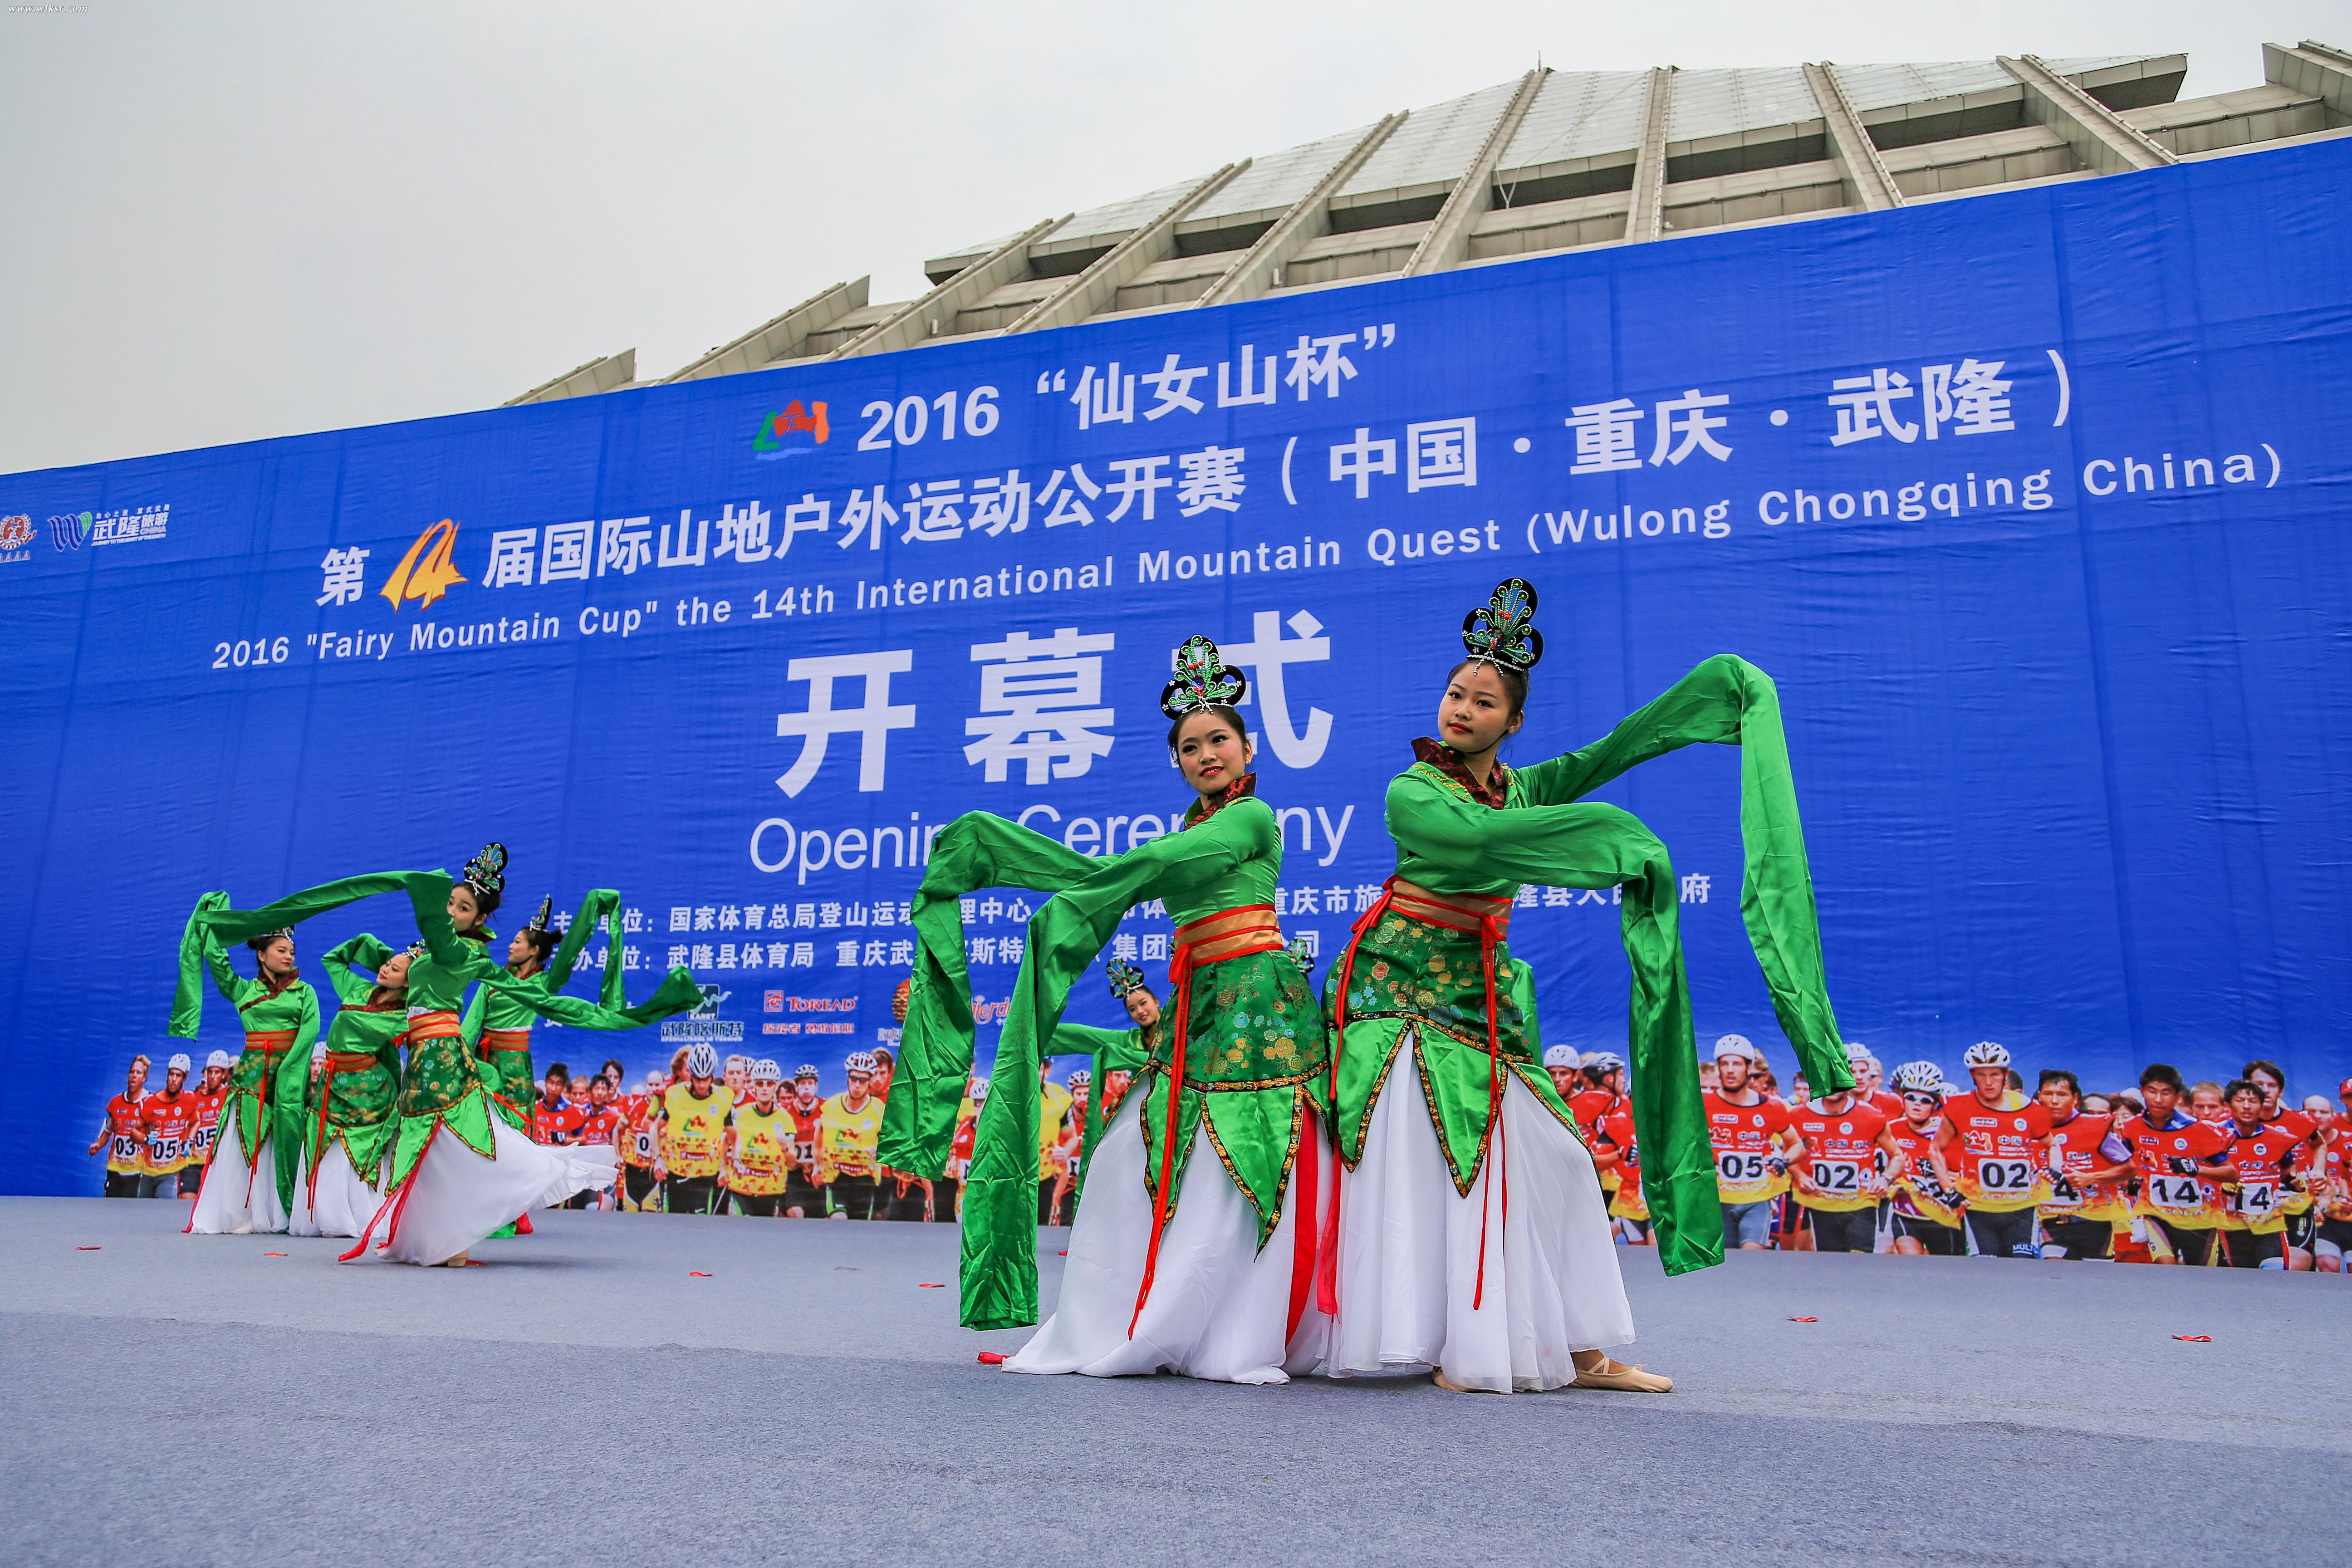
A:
[165, 575, 1852, 1393]
[169, 862, 702, 1264]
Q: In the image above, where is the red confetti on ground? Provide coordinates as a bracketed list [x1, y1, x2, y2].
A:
[1058, 1251, 1068, 1256]
[1787, 1316, 1818, 1322]
[688, 1271, 712, 1278]
[75, 1246, 100, 1252]
[918, 1282, 946, 1288]
[264, 1252, 288, 1258]
[463, 1260, 485, 1266]
[976, 1352, 1006, 1364]
[2173, 1334, 2213, 1342]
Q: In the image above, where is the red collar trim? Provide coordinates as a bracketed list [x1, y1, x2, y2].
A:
[1184, 772, 1256, 827]
[1411, 738, 1510, 809]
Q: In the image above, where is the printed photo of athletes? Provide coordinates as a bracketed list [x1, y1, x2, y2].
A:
[94, 973, 2351, 1269]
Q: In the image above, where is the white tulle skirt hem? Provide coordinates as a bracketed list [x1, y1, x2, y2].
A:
[352, 1117, 615, 1266]
[289, 1141, 390, 1238]
[186, 1106, 289, 1235]
[1005, 1107, 1330, 1384]
[1323, 1034, 1634, 1392]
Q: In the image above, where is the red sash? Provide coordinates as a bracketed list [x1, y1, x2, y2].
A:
[1127, 904, 1286, 1338]
[1323, 877, 1517, 1314]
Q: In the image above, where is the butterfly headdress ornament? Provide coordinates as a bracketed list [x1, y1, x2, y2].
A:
[462, 841, 508, 895]
[1460, 577, 1544, 674]
[1106, 958, 1147, 999]
[528, 895, 553, 933]
[1158, 635, 1249, 722]
[403, 940, 428, 960]
[1285, 935, 1317, 976]
[248, 927, 295, 946]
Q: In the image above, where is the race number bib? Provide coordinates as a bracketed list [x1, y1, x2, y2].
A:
[2147, 1174, 2205, 1212]
[1717, 1151, 1768, 1185]
[109, 1134, 142, 1162]
[1975, 1158, 2035, 1196]
[631, 1127, 655, 1160]
[2233, 1180, 2277, 1219]
[1811, 1159, 1863, 1196]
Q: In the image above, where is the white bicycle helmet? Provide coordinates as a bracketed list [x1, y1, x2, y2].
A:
[1961, 1040, 2012, 1069]
[1589, 1051, 1625, 1073]
[1714, 1034, 1763, 1065]
[1891, 1060, 1944, 1096]
[750, 1058, 781, 1083]
[794, 1063, 820, 1082]
[1543, 1045, 1579, 1068]
[167, 1052, 192, 1074]
[1068, 1068, 1092, 1087]
[845, 1050, 877, 1075]
[206, 1049, 234, 1070]
[686, 1042, 719, 1078]
[969, 1077, 991, 1102]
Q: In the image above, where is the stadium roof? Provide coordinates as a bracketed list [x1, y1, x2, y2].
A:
[509, 40, 2352, 405]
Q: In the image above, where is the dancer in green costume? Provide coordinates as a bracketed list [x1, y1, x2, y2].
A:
[289, 935, 413, 1237]
[1318, 578, 1851, 1394]
[176, 846, 700, 1265]
[175, 919, 318, 1235]
[884, 635, 1333, 1382]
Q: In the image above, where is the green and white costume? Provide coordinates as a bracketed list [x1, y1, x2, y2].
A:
[172, 898, 319, 1235]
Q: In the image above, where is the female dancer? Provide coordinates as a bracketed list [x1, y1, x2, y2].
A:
[463, 891, 622, 1131]
[1321, 578, 1851, 1393]
[291, 935, 413, 1237]
[887, 636, 1330, 1382]
[182, 848, 700, 1265]
[172, 911, 319, 1235]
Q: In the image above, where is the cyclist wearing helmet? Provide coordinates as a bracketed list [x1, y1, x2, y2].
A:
[1543, 1045, 1581, 1106]
[1885, 1062, 1965, 1255]
[1787, 1078, 1907, 1253]
[1703, 1036, 1799, 1250]
[1937, 1043, 2052, 1259]
[658, 1040, 733, 1216]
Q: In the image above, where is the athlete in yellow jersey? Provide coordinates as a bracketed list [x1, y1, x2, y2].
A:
[658, 1042, 734, 1215]
[818, 1051, 884, 1220]
[724, 1059, 794, 1217]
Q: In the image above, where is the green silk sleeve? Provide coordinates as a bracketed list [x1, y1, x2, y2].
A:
[1519, 653, 1849, 1098]
[544, 890, 620, 999]
[169, 891, 234, 1039]
[960, 801, 1273, 1330]
[880, 813, 1102, 1179]
[458, 987, 488, 1049]
[321, 934, 394, 1007]
[1051, 1021, 1147, 1212]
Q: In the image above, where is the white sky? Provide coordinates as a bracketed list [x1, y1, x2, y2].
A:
[2, 0, 2343, 474]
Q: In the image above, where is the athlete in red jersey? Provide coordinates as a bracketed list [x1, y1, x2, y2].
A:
[1591, 1100, 1651, 1245]
[2120, 1063, 2235, 1265]
[573, 1074, 625, 1210]
[185, 1050, 231, 1182]
[2314, 1081, 2352, 1274]
[140, 1054, 201, 1199]
[1704, 1036, 1798, 1250]
[2217, 1079, 2303, 1268]
[1844, 1047, 1905, 1121]
[88, 1056, 152, 1197]
[2035, 1069, 2132, 1260]
[1884, 1062, 1965, 1254]
[1788, 1089, 1900, 1253]
[1937, 1043, 2053, 1259]
[782, 1064, 826, 1219]
[532, 1064, 587, 1146]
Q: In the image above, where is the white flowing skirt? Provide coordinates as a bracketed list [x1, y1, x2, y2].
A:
[289, 1141, 390, 1239]
[356, 1117, 615, 1266]
[186, 1105, 289, 1235]
[1006, 1105, 1330, 1384]
[1324, 1033, 1633, 1392]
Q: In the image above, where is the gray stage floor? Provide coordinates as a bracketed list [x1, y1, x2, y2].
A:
[3, 1197, 2345, 1567]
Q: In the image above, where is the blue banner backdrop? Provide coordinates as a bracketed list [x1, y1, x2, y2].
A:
[5, 140, 2348, 1195]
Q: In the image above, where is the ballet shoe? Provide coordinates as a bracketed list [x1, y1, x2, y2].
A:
[441, 1250, 471, 1268]
[231, 1222, 255, 1235]
[1568, 1352, 1673, 1393]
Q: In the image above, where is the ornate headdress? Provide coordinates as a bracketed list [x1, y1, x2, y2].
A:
[1159, 635, 1248, 721]
[403, 939, 428, 960]
[1106, 958, 1147, 999]
[528, 895, 552, 933]
[1285, 935, 1316, 976]
[244, 927, 295, 952]
[461, 841, 508, 895]
[1460, 577, 1544, 674]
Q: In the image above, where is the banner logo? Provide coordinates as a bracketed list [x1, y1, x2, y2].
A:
[49, 512, 90, 551]
[0, 514, 31, 562]
[662, 983, 743, 1043]
[378, 518, 468, 611]
[753, 400, 828, 461]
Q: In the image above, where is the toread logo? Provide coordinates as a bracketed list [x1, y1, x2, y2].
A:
[753, 400, 828, 461]
[379, 518, 468, 611]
